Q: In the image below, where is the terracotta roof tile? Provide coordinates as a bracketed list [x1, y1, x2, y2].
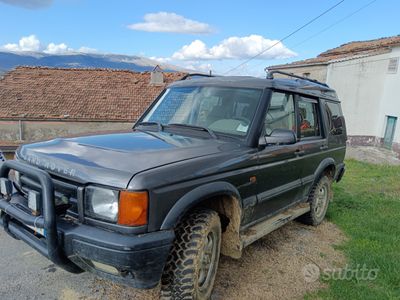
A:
[0, 67, 186, 121]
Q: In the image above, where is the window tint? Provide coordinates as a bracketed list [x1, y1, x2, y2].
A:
[265, 92, 296, 135]
[325, 102, 344, 135]
[298, 97, 320, 138]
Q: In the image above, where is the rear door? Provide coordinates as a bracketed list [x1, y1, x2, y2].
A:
[295, 95, 328, 197]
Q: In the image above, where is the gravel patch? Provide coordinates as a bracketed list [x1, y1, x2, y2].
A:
[346, 145, 400, 165]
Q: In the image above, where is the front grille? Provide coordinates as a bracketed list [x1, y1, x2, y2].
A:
[18, 174, 80, 217]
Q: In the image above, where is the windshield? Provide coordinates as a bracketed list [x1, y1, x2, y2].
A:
[141, 86, 263, 137]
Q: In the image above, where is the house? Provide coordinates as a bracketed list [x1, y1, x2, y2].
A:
[267, 36, 400, 156]
[0, 66, 186, 152]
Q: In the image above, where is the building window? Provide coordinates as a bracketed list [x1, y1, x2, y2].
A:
[387, 58, 399, 74]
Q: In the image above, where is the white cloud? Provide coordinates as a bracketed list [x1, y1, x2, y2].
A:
[128, 12, 213, 34]
[1, 35, 97, 54]
[149, 56, 172, 63]
[78, 46, 98, 54]
[3, 34, 41, 52]
[44, 42, 72, 54]
[184, 62, 213, 72]
[0, 0, 52, 9]
[172, 35, 297, 60]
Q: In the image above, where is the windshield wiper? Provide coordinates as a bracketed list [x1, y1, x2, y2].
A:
[168, 123, 218, 139]
[136, 121, 164, 132]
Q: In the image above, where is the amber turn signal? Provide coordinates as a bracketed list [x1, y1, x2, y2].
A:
[118, 191, 148, 226]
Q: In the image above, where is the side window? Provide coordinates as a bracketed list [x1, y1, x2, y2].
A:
[325, 101, 344, 135]
[298, 97, 321, 138]
[265, 92, 296, 135]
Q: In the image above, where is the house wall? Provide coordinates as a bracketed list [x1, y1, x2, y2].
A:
[0, 120, 133, 142]
[378, 47, 400, 152]
[327, 49, 400, 153]
[269, 64, 328, 82]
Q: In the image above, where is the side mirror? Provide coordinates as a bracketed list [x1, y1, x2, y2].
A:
[259, 129, 296, 147]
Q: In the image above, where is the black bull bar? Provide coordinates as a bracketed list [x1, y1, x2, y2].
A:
[0, 160, 82, 273]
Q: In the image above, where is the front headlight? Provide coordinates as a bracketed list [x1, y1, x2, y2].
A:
[85, 186, 119, 222]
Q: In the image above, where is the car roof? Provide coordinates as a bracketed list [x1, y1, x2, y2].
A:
[169, 75, 339, 101]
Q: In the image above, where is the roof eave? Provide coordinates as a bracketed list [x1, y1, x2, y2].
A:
[267, 61, 330, 70]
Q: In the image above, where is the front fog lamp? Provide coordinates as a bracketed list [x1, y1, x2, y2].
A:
[84, 186, 119, 222]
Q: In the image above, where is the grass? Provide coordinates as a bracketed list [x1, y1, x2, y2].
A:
[306, 160, 400, 299]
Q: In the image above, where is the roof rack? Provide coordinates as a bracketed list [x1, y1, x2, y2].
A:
[266, 70, 329, 87]
[180, 73, 214, 80]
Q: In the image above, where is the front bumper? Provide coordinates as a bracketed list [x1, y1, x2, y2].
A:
[0, 160, 174, 289]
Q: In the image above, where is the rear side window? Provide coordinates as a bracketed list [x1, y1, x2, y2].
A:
[325, 102, 344, 135]
[298, 97, 321, 138]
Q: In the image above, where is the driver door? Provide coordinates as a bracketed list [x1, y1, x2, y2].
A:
[252, 91, 303, 222]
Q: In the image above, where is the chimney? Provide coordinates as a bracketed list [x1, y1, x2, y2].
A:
[150, 65, 164, 85]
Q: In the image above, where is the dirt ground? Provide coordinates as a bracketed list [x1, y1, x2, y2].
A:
[346, 145, 400, 165]
[86, 221, 346, 300]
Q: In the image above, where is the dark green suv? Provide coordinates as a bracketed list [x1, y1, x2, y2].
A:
[0, 71, 346, 299]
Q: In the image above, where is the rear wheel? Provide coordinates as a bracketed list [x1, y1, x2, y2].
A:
[299, 175, 332, 226]
[161, 209, 221, 300]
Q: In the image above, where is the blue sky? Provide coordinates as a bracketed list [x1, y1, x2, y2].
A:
[0, 0, 399, 75]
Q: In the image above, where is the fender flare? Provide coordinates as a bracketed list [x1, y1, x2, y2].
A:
[312, 157, 336, 186]
[160, 181, 241, 230]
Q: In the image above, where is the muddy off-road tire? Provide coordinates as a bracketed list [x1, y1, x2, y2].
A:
[299, 175, 332, 226]
[161, 209, 221, 300]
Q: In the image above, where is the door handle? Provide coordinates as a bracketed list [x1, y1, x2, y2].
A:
[320, 145, 329, 150]
[295, 149, 305, 156]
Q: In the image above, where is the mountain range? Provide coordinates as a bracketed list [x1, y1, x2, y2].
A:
[0, 51, 185, 75]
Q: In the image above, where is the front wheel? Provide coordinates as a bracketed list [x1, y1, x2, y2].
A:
[161, 209, 221, 300]
[299, 175, 332, 226]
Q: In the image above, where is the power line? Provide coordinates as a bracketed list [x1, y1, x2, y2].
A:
[290, 0, 377, 49]
[247, 0, 378, 74]
[223, 0, 346, 75]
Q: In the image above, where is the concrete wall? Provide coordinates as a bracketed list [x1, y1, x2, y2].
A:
[378, 47, 400, 147]
[269, 64, 328, 82]
[327, 49, 400, 151]
[0, 120, 133, 142]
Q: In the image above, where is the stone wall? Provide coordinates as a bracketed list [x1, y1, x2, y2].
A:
[0, 120, 133, 143]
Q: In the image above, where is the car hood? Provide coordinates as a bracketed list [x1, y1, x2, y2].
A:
[17, 131, 239, 188]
